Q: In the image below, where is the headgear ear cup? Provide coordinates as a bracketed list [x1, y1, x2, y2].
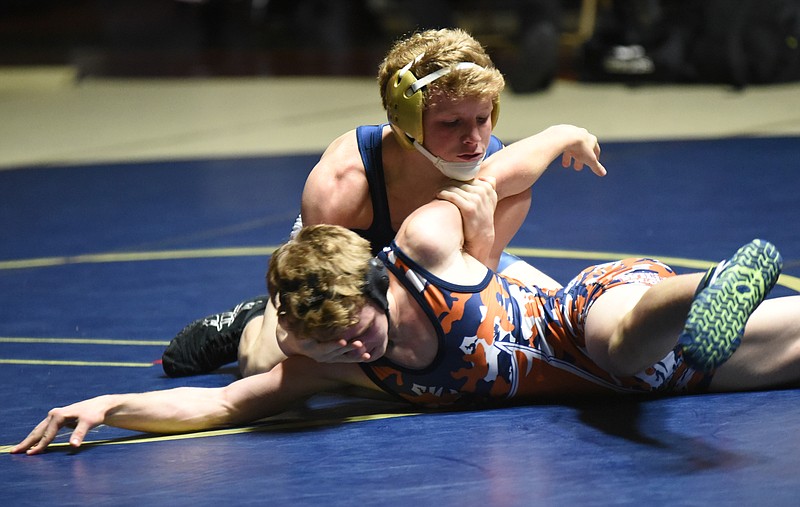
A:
[364, 258, 390, 312]
[386, 67, 425, 149]
[385, 59, 500, 150]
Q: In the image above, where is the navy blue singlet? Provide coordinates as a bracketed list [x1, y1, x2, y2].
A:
[353, 124, 503, 255]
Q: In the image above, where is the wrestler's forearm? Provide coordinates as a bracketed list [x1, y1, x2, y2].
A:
[483, 124, 603, 199]
[102, 387, 235, 434]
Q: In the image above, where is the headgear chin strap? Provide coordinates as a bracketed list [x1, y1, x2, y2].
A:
[364, 258, 390, 313]
[412, 140, 485, 181]
[385, 55, 499, 150]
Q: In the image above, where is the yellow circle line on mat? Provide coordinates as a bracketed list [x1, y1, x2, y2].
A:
[0, 337, 169, 346]
[0, 245, 797, 291]
[0, 338, 166, 368]
[0, 247, 277, 270]
[0, 412, 422, 454]
[0, 359, 154, 367]
[505, 247, 800, 292]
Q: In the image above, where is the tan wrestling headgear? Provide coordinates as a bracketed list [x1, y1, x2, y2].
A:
[385, 54, 500, 150]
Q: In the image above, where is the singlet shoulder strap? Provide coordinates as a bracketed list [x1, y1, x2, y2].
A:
[355, 125, 394, 253]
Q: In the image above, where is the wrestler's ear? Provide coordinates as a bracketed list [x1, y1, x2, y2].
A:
[277, 313, 294, 335]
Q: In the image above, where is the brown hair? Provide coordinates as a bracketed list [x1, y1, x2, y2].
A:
[267, 225, 373, 340]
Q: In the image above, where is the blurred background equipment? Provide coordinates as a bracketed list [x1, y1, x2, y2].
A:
[0, 0, 796, 89]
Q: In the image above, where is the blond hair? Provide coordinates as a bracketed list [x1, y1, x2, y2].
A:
[267, 225, 373, 340]
[377, 28, 505, 111]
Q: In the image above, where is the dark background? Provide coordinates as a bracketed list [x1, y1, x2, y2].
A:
[0, 0, 583, 90]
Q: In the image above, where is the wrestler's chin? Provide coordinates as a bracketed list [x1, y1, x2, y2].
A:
[363, 341, 388, 362]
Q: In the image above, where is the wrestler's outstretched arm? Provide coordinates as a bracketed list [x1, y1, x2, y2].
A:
[13, 358, 357, 455]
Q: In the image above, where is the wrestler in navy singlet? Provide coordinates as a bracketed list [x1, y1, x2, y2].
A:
[353, 124, 504, 254]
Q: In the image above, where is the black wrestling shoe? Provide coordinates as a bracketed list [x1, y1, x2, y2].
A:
[162, 296, 268, 377]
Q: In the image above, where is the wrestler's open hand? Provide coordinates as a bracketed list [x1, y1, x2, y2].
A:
[11, 398, 107, 455]
[281, 334, 372, 363]
[437, 176, 498, 221]
[560, 127, 607, 177]
[436, 176, 497, 262]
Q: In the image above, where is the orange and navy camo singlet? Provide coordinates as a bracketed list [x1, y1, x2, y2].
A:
[359, 242, 711, 407]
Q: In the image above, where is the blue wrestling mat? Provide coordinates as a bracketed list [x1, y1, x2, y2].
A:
[1, 136, 799, 506]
